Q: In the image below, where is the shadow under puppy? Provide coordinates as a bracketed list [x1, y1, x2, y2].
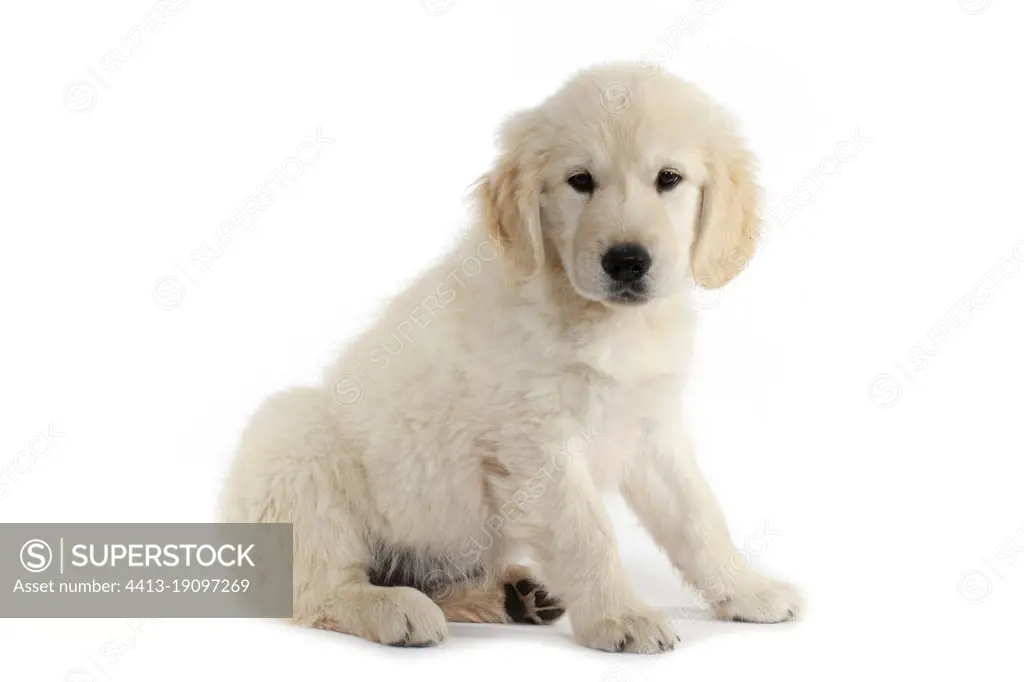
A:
[220, 62, 802, 652]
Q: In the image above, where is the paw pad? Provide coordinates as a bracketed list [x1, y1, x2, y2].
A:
[503, 578, 565, 624]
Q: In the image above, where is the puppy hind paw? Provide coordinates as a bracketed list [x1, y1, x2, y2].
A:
[503, 576, 566, 625]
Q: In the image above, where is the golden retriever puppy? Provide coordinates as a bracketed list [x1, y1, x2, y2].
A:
[220, 62, 801, 652]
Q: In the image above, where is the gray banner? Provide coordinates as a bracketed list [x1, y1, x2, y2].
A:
[0, 523, 292, 617]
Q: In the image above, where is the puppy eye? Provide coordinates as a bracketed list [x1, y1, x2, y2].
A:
[567, 171, 596, 194]
[656, 169, 683, 192]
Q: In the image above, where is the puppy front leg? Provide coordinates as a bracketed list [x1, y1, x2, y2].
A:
[622, 425, 802, 623]
[504, 437, 676, 653]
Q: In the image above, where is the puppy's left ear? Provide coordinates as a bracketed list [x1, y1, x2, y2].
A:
[690, 132, 761, 289]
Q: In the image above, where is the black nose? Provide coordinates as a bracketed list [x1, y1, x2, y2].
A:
[601, 243, 651, 283]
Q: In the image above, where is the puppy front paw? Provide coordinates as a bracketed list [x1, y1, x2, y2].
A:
[573, 608, 678, 654]
[712, 574, 802, 623]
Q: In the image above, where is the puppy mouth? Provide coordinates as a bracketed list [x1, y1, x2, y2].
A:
[606, 281, 650, 304]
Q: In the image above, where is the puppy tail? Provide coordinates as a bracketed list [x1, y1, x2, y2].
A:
[433, 581, 509, 623]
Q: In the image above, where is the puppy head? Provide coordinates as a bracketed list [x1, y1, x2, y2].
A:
[477, 63, 760, 304]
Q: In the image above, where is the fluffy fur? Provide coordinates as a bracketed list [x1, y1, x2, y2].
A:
[220, 63, 801, 652]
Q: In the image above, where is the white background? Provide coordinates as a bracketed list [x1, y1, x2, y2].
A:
[2, 0, 1022, 679]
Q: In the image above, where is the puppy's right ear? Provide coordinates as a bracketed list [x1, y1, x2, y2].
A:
[475, 110, 545, 279]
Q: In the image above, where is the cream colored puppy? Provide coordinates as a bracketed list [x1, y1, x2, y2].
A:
[220, 63, 802, 652]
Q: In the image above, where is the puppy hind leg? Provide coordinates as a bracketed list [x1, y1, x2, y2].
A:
[502, 564, 566, 625]
[220, 388, 447, 645]
[433, 565, 565, 625]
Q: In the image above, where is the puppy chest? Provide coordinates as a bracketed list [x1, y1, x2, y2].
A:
[575, 384, 654, 491]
